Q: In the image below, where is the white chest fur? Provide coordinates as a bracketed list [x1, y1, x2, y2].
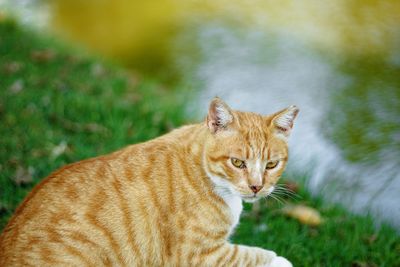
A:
[204, 170, 243, 234]
[220, 193, 243, 235]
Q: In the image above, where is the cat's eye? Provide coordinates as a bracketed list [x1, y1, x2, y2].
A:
[265, 161, 279, 170]
[231, 158, 246, 169]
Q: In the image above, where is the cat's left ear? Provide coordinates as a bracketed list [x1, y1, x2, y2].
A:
[206, 97, 234, 133]
[270, 105, 299, 138]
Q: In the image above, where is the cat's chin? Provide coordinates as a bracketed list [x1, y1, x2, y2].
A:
[241, 196, 261, 203]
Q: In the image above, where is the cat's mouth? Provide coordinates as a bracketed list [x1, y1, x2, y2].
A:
[235, 186, 275, 203]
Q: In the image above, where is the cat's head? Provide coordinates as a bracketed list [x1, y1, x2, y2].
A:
[203, 97, 299, 203]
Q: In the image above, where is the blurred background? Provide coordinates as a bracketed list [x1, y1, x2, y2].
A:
[1, 0, 399, 265]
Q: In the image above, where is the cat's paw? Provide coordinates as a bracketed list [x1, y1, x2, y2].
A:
[269, 256, 293, 267]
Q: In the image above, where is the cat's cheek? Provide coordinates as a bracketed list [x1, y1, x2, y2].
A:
[236, 178, 248, 189]
[265, 168, 285, 183]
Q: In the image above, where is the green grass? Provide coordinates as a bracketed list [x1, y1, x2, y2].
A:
[0, 19, 399, 267]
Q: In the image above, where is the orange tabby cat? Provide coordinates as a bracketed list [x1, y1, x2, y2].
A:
[0, 97, 298, 267]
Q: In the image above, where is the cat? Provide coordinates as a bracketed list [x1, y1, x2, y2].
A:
[0, 97, 299, 267]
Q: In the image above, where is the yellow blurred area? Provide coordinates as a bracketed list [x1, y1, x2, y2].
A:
[250, 0, 400, 56]
[191, 0, 400, 56]
[50, 0, 182, 68]
[49, 0, 400, 64]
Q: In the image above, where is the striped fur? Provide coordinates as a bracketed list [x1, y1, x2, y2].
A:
[0, 98, 298, 267]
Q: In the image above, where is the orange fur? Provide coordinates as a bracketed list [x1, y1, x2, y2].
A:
[0, 98, 298, 267]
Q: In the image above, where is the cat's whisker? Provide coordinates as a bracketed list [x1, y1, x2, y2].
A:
[275, 184, 298, 195]
[266, 193, 286, 206]
[273, 192, 299, 201]
[272, 186, 301, 200]
[273, 192, 287, 202]
[274, 184, 295, 192]
[268, 195, 284, 206]
[272, 189, 298, 198]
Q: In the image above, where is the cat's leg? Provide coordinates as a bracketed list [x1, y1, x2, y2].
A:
[191, 243, 292, 267]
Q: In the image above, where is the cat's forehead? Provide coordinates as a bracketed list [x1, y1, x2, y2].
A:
[233, 111, 270, 129]
[230, 135, 287, 160]
[233, 111, 270, 140]
[226, 111, 287, 158]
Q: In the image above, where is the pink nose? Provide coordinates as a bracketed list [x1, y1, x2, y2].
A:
[249, 185, 263, 194]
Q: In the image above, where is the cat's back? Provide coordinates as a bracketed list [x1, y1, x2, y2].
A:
[0, 149, 124, 265]
[0, 124, 208, 266]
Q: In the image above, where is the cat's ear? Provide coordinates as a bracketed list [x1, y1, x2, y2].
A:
[206, 97, 234, 133]
[270, 105, 299, 138]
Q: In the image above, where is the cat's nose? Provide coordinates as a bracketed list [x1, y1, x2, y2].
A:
[249, 185, 263, 194]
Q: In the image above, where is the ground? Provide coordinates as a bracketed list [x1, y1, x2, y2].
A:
[0, 19, 399, 267]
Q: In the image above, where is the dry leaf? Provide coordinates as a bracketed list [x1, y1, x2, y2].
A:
[31, 49, 56, 62]
[12, 166, 34, 186]
[282, 204, 323, 226]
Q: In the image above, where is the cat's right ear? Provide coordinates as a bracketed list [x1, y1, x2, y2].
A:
[206, 97, 234, 133]
[270, 105, 299, 138]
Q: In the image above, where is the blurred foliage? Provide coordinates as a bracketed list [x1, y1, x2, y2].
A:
[47, 0, 400, 74]
[323, 58, 400, 164]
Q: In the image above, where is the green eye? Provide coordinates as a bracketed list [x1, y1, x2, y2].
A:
[266, 161, 279, 170]
[231, 158, 246, 169]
